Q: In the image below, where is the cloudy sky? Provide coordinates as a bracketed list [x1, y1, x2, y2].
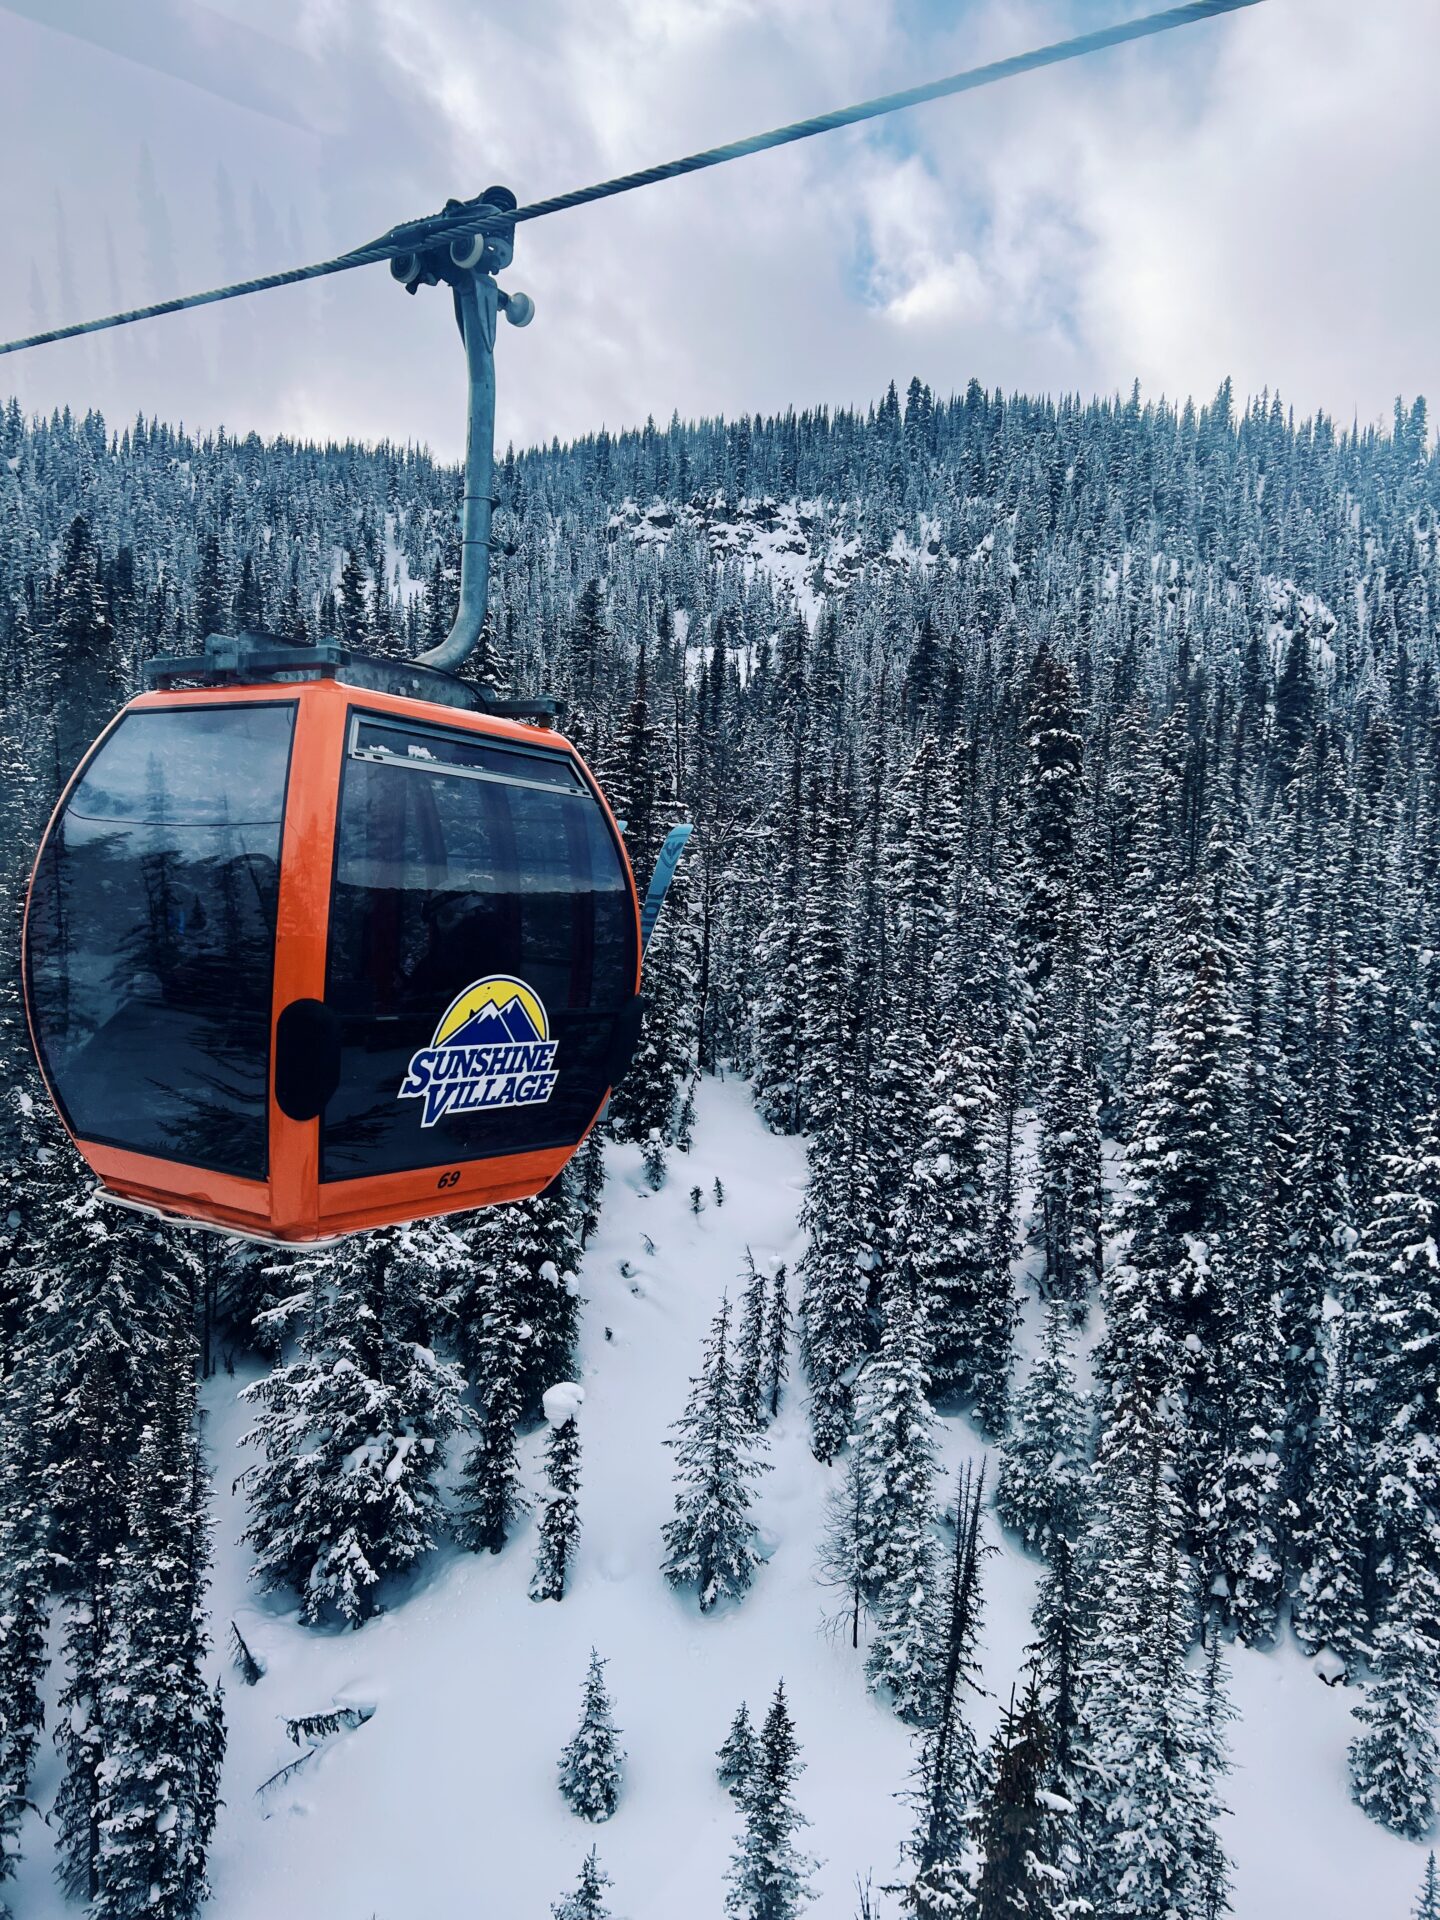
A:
[0, 0, 1434, 460]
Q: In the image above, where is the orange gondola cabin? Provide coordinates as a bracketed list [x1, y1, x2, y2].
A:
[23, 638, 644, 1244]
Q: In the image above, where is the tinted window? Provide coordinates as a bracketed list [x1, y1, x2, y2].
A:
[352, 715, 586, 792]
[25, 704, 294, 1179]
[322, 716, 634, 1181]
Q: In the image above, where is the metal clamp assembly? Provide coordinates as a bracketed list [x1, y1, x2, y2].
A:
[391, 186, 535, 678]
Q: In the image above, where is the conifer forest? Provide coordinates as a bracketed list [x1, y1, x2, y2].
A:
[1, 374, 1439, 1917]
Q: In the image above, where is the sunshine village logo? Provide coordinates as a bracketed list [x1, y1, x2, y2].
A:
[398, 975, 560, 1127]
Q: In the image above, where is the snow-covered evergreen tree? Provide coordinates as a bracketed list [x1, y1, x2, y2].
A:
[454, 1309, 528, 1559]
[87, 1357, 224, 1920]
[642, 1129, 668, 1191]
[610, 852, 699, 1147]
[452, 1182, 584, 1417]
[818, 1443, 874, 1654]
[957, 1673, 1086, 1920]
[1119, 910, 1239, 1343]
[551, 1846, 613, 1920]
[1413, 1852, 1440, 1920]
[1034, 966, 1103, 1314]
[662, 1296, 771, 1611]
[905, 1463, 988, 1916]
[1360, 1116, 1440, 1638]
[558, 1650, 625, 1823]
[574, 1130, 607, 1249]
[40, 512, 127, 794]
[735, 1250, 770, 1429]
[531, 1395, 584, 1603]
[1078, 1394, 1231, 1919]
[798, 1087, 876, 1463]
[1028, 1531, 1084, 1790]
[892, 1019, 996, 1407]
[1348, 1554, 1440, 1839]
[0, 1363, 48, 1903]
[726, 1681, 816, 1920]
[718, 1701, 759, 1803]
[242, 1235, 465, 1625]
[1200, 1235, 1287, 1647]
[996, 1303, 1089, 1556]
[857, 1269, 939, 1722]
[1017, 641, 1085, 1000]
[763, 1263, 791, 1423]
[1290, 1312, 1369, 1677]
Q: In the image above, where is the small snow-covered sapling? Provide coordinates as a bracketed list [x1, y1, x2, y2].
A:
[532, 1385, 584, 1603]
[229, 1620, 265, 1686]
[717, 1700, 758, 1801]
[551, 1846, 613, 1919]
[642, 1130, 667, 1191]
[675, 1078, 697, 1152]
[689, 1186, 705, 1216]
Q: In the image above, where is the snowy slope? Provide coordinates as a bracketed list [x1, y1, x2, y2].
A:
[12, 1078, 1431, 1918]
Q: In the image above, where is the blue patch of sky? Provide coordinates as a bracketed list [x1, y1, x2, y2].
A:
[838, 0, 1233, 318]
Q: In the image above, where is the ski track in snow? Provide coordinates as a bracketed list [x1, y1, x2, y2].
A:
[12, 1078, 1431, 1918]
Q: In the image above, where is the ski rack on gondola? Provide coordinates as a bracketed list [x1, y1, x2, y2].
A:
[140, 630, 563, 725]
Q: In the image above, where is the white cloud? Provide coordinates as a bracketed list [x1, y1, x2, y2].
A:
[0, 0, 1435, 456]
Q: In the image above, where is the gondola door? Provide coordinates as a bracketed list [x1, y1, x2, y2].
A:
[313, 703, 640, 1233]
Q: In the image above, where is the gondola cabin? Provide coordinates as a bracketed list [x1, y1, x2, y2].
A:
[22, 639, 644, 1243]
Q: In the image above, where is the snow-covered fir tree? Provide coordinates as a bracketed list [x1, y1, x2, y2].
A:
[891, 1017, 998, 1409]
[642, 1129, 668, 1191]
[1017, 641, 1085, 1001]
[452, 1182, 585, 1418]
[735, 1250, 770, 1429]
[726, 1681, 816, 1920]
[1199, 1235, 1288, 1647]
[1414, 1852, 1440, 1920]
[1348, 1552, 1440, 1839]
[662, 1295, 771, 1611]
[718, 1702, 759, 1803]
[857, 1267, 940, 1722]
[241, 1234, 465, 1625]
[1290, 1311, 1369, 1677]
[1028, 1531, 1085, 1793]
[574, 1130, 607, 1249]
[558, 1650, 625, 1823]
[1034, 965, 1103, 1316]
[996, 1302, 1089, 1556]
[904, 1463, 989, 1916]
[818, 1443, 874, 1654]
[532, 1392, 584, 1603]
[957, 1672, 1086, 1920]
[86, 1354, 224, 1920]
[0, 1360, 48, 1904]
[762, 1263, 791, 1422]
[1359, 1116, 1440, 1642]
[798, 1082, 877, 1463]
[551, 1846, 613, 1920]
[1078, 1396, 1231, 1919]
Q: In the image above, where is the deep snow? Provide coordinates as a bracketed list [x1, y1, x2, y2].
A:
[12, 1078, 1433, 1917]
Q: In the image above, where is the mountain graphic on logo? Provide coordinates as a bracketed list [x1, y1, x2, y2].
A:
[443, 994, 545, 1050]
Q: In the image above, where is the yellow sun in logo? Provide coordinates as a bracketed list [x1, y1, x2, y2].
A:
[432, 975, 550, 1047]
